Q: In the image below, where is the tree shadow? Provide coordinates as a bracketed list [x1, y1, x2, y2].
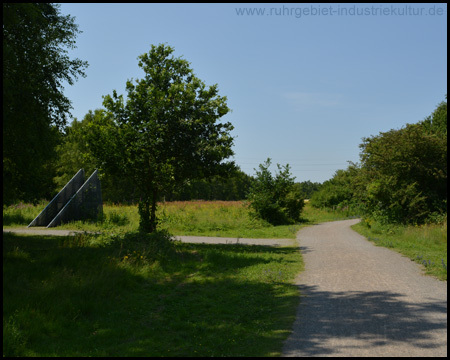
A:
[283, 285, 447, 356]
[3, 233, 301, 357]
[298, 246, 314, 254]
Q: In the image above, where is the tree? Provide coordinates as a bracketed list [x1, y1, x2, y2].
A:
[247, 158, 305, 225]
[87, 44, 234, 232]
[295, 180, 322, 199]
[310, 165, 360, 210]
[3, 3, 88, 203]
[358, 121, 447, 224]
[54, 109, 139, 204]
[421, 95, 447, 137]
[163, 168, 253, 201]
[307, 97, 447, 224]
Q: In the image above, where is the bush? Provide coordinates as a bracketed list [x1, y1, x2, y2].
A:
[359, 122, 447, 224]
[246, 159, 304, 225]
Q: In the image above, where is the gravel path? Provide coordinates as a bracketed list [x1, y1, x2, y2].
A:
[282, 219, 447, 357]
[2, 228, 295, 247]
[174, 235, 296, 247]
[2, 228, 98, 236]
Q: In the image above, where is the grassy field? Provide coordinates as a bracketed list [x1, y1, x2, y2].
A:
[3, 200, 354, 239]
[352, 219, 447, 281]
[3, 230, 303, 356]
[3, 200, 446, 355]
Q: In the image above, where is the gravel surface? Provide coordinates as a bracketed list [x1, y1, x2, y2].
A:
[2, 228, 97, 236]
[282, 219, 447, 357]
[2, 228, 295, 247]
[174, 235, 296, 247]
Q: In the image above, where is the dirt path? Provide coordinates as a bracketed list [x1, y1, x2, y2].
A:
[282, 219, 447, 357]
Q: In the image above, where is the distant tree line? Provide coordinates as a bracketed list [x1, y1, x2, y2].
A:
[310, 97, 447, 225]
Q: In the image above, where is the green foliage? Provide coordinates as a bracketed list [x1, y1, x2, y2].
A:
[293, 181, 322, 199]
[55, 111, 249, 203]
[3, 3, 88, 204]
[164, 169, 253, 201]
[55, 110, 140, 203]
[310, 166, 360, 211]
[54, 116, 97, 190]
[358, 120, 447, 224]
[421, 95, 447, 137]
[311, 96, 447, 225]
[247, 159, 305, 225]
[86, 44, 234, 232]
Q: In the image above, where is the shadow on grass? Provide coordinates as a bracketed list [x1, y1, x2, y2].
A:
[283, 285, 447, 356]
[3, 213, 35, 226]
[3, 233, 300, 357]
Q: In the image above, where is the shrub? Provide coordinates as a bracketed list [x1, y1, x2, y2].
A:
[246, 159, 304, 225]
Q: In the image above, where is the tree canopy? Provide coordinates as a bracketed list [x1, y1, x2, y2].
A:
[358, 121, 447, 224]
[86, 44, 235, 232]
[3, 3, 88, 203]
[55, 108, 249, 204]
[310, 96, 447, 225]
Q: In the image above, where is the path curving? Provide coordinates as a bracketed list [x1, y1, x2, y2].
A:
[282, 219, 447, 357]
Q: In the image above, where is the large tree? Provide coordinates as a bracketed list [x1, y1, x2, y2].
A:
[358, 121, 447, 224]
[3, 3, 88, 203]
[87, 44, 235, 232]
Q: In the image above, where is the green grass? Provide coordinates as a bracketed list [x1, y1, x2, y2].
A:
[3, 230, 303, 357]
[4, 199, 445, 356]
[3, 201, 352, 239]
[2, 201, 48, 227]
[352, 219, 447, 281]
[3, 200, 353, 356]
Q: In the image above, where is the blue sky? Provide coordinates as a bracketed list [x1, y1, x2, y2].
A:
[59, 3, 447, 183]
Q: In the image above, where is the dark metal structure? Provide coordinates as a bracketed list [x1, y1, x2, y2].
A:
[28, 169, 102, 228]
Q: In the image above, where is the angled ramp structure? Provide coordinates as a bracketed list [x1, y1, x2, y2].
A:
[28, 169, 102, 228]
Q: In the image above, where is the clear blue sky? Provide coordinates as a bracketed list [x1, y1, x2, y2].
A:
[59, 3, 447, 183]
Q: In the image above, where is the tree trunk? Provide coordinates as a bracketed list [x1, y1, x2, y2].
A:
[150, 188, 158, 232]
[138, 189, 159, 233]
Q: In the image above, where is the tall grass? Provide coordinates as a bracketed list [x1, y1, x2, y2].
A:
[157, 200, 301, 238]
[3, 201, 356, 239]
[2, 201, 47, 227]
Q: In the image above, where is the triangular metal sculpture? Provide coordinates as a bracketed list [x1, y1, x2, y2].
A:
[28, 169, 102, 228]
